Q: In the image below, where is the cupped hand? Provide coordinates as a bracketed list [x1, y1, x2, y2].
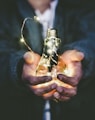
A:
[22, 51, 57, 99]
[53, 50, 84, 101]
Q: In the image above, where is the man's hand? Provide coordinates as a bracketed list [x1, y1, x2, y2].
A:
[53, 50, 84, 101]
[22, 52, 56, 99]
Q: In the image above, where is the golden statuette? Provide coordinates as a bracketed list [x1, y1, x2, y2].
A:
[36, 29, 61, 76]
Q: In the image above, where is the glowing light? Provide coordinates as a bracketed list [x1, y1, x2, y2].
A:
[34, 16, 40, 22]
[63, 68, 73, 77]
[20, 37, 25, 43]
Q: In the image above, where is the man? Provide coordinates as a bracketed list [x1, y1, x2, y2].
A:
[0, 0, 95, 120]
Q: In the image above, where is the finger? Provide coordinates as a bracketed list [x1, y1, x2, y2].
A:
[53, 92, 70, 101]
[56, 86, 77, 97]
[57, 74, 78, 86]
[59, 96, 70, 101]
[23, 52, 34, 64]
[62, 50, 84, 62]
[71, 50, 84, 61]
[23, 51, 40, 64]
[58, 74, 80, 87]
[53, 92, 60, 99]
[23, 75, 52, 85]
[30, 84, 57, 96]
[42, 89, 56, 99]
[54, 78, 73, 88]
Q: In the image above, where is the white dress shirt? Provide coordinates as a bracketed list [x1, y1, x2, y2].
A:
[35, 0, 58, 38]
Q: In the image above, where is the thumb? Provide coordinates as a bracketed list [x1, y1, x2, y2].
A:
[23, 51, 41, 65]
[23, 51, 34, 64]
[70, 50, 84, 61]
[61, 50, 84, 63]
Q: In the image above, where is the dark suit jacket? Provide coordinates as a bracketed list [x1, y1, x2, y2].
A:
[0, 0, 95, 120]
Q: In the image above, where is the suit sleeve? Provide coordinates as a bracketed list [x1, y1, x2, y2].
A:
[61, 10, 95, 89]
[0, 13, 27, 96]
